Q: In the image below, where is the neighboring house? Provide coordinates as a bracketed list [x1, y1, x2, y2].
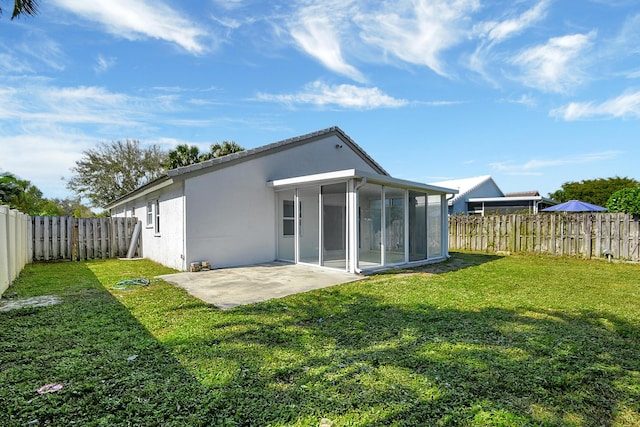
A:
[430, 176, 556, 215]
[106, 127, 457, 274]
[467, 191, 556, 215]
[430, 175, 503, 215]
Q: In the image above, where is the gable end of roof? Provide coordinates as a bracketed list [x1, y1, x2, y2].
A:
[167, 126, 388, 178]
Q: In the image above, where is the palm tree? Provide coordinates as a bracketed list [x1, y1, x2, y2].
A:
[166, 141, 245, 170]
[166, 144, 202, 169]
[1, 0, 39, 20]
[209, 141, 244, 158]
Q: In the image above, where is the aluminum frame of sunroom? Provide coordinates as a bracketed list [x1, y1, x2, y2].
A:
[269, 169, 457, 274]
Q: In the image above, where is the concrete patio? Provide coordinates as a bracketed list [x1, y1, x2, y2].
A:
[157, 262, 364, 310]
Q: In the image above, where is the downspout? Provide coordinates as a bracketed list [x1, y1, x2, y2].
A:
[125, 221, 142, 258]
[181, 181, 187, 271]
[354, 177, 367, 192]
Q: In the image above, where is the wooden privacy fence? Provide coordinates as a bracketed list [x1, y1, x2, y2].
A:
[31, 216, 139, 262]
[449, 213, 640, 262]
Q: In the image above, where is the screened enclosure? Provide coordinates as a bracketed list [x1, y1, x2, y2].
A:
[272, 170, 453, 274]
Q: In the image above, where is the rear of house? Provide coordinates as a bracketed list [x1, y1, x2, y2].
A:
[106, 127, 455, 274]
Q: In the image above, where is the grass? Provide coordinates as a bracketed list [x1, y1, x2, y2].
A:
[1, 253, 639, 426]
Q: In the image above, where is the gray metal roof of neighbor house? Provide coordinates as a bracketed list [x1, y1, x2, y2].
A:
[105, 127, 387, 209]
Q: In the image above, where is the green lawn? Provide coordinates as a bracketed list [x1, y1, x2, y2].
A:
[1, 253, 639, 426]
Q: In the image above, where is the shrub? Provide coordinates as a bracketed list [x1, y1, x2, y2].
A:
[606, 187, 640, 214]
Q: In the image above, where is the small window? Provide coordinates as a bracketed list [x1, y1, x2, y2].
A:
[283, 200, 294, 236]
[283, 200, 301, 236]
[146, 201, 153, 227]
[154, 200, 160, 235]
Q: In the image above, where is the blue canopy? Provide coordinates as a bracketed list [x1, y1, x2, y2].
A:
[541, 199, 607, 212]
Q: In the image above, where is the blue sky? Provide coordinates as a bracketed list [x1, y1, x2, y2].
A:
[2, 0, 640, 204]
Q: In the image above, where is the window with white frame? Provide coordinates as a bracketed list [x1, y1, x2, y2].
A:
[146, 201, 153, 227]
[154, 200, 160, 235]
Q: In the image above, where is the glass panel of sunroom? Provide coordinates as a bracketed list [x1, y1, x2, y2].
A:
[277, 190, 295, 261]
[427, 194, 443, 258]
[385, 187, 405, 264]
[299, 186, 320, 265]
[358, 183, 382, 269]
[322, 183, 347, 269]
[409, 191, 427, 262]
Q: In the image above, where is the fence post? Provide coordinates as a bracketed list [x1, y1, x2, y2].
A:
[0, 206, 9, 295]
[71, 218, 79, 261]
[584, 214, 592, 259]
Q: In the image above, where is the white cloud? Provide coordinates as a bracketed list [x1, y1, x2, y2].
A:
[94, 55, 116, 73]
[0, 85, 144, 126]
[0, 131, 95, 199]
[287, 0, 482, 80]
[470, 1, 549, 80]
[0, 52, 32, 74]
[289, 2, 365, 82]
[52, 0, 210, 54]
[550, 90, 640, 120]
[20, 38, 66, 71]
[500, 94, 537, 107]
[490, 151, 622, 176]
[615, 13, 640, 55]
[211, 0, 246, 12]
[511, 32, 596, 93]
[476, 0, 549, 44]
[356, 0, 480, 77]
[256, 81, 407, 109]
[0, 80, 217, 199]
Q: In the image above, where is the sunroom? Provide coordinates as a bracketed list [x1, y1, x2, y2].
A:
[270, 169, 456, 274]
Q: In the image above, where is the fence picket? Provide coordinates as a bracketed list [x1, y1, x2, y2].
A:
[30, 217, 139, 262]
[449, 213, 639, 261]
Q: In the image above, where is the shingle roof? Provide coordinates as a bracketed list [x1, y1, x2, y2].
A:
[506, 191, 540, 197]
[105, 126, 387, 209]
[167, 126, 388, 178]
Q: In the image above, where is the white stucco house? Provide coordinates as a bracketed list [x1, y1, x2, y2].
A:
[430, 175, 556, 215]
[106, 127, 456, 274]
[430, 175, 503, 215]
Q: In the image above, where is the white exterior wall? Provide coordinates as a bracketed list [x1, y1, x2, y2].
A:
[141, 184, 185, 270]
[451, 180, 503, 215]
[112, 182, 186, 270]
[184, 135, 381, 269]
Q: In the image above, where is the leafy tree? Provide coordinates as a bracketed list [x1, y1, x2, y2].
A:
[0, 172, 23, 205]
[67, 140, 167, 208]
[39, 200, 65, 216]
[549, 176, 639, 207]
[49, 197, 97, 217]
[606, 187, 640, 215]
[1, 0, 38, 20]
[1, 172, 101, 216]
[166, 140, 244, 169]
[1, 172, 60, 215]
[0, 172, 46, 213]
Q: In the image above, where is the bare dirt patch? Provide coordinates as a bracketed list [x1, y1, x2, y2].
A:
[0, 295, 62, 312]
